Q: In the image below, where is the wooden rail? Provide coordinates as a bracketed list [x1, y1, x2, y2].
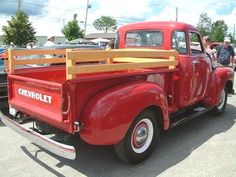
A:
[7, 48, 178, 80]
[66, 49, 178, 80]
[7, 48, 66, 74]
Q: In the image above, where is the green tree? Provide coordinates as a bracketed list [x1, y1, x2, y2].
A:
[2, 11, 36, 47]
[61, 14, 84, 41]
[211, 20, 228, 42]
[228, 33, 236, 43]
[197, 13, 212, 37]
[93, 16, 117, 33]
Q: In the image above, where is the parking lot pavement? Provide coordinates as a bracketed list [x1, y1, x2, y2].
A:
[0, 83, 236, 177]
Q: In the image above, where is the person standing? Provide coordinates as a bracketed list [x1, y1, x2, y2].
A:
[203, 36, 211, 49]
[203, 36, 216, 60]
[44, 36, 55, 46]
[217, 37, 235, 67]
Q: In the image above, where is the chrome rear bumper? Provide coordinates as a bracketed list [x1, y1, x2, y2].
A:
[0, 112, 76, 160]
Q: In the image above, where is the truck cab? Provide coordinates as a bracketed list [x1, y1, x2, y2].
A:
[116, 21, 231, 113]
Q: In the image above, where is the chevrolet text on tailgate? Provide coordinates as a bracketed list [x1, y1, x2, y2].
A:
[0, 21, 234, 164]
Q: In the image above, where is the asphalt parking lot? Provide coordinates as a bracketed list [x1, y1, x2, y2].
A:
[0, 79, 236, 177]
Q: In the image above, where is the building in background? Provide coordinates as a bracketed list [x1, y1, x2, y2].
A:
[0, 33, 116, 47]
[84, 33, 115, 40]
[0, 35, 67, 46]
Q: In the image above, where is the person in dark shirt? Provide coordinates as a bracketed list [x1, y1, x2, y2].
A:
[217, 37, 235, 67]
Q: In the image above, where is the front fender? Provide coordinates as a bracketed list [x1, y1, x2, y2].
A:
[203, 67, 233, 106]
[79, 80, 168, 145]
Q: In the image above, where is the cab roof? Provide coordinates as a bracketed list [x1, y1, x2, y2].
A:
[118, 21, 197, 32]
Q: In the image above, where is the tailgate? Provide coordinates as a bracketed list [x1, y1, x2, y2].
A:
[8, 75, 70, 131]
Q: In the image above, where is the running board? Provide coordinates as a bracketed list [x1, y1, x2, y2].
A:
[169, 107, 210, 129]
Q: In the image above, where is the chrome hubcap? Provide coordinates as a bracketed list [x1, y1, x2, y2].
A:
[131, 118, 154, 154]
[217, 89, 225, 110]
[133, 123, 148, 148]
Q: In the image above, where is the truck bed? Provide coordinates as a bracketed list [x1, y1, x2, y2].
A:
[7, 48, 178, 133]
[14, 65, 66, 83]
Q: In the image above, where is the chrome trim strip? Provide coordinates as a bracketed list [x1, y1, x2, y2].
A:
[0, 82, 7, 87]
[0, 96, 8, 99]
[0, 112, 76, 160]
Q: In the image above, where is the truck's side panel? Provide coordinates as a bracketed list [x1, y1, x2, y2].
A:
[176, 54, 212, 107]
[79, 80, 168, 145]
[189, 54, 212, 102]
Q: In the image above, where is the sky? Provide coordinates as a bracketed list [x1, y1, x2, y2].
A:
[0, 0, 236, 36]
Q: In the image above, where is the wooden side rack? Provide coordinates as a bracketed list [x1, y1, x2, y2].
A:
[7, 48, 66, 74]
[7, 48, 178, 80]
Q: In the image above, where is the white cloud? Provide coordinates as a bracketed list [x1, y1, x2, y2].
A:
[147, 0, 236, 34]
[148, 0, 210, 24]
[92, 0, 151, 18]
[212, 7, 236, 34]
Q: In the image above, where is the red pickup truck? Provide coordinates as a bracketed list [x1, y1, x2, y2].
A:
[0, 21, 234, 164]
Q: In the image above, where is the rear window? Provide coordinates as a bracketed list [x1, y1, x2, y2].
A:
[125, 30, 163, 47]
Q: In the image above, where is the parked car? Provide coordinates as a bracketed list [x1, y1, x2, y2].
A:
[234, 45, 236, 71]
[0, 62, 7, 108]
[0, 47, 7, 60]
[0, 48, 8, 111]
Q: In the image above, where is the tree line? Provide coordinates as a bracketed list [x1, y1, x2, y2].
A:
[1, 11, 235, 47]
[197, 13, 235, 43]
[2, 11, 117, 47]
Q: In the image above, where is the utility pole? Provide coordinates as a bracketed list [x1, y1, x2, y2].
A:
[175, 7, 178, 21]
[84, 0, 90, 35]
[18, 0, 21, 11]
[234, 24, 235, 39]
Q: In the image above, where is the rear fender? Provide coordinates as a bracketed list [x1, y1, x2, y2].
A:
[204, 67, 233, 106]
[79, 81, 168, 145]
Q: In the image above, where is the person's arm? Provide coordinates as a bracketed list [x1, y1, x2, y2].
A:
[216, 46, 221, 62]
[230, 46, 235, 67]
[211, 49, 217, 60]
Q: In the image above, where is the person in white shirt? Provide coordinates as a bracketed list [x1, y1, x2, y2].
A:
[43, 36, 55, 62]
[44, 36, 55, 46]
[203, 36, 216, 60]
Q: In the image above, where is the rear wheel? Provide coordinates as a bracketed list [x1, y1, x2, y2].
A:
[211, 87, 227, 116]
[114, 110, 159, 164]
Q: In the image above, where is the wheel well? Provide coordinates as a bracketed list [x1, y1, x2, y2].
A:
[145, 105, 164, 131]
[226, 80, 233, 93]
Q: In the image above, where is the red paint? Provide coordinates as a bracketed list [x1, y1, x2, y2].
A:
[7, 21, 233, 146]
[79, 80, 168, 145]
